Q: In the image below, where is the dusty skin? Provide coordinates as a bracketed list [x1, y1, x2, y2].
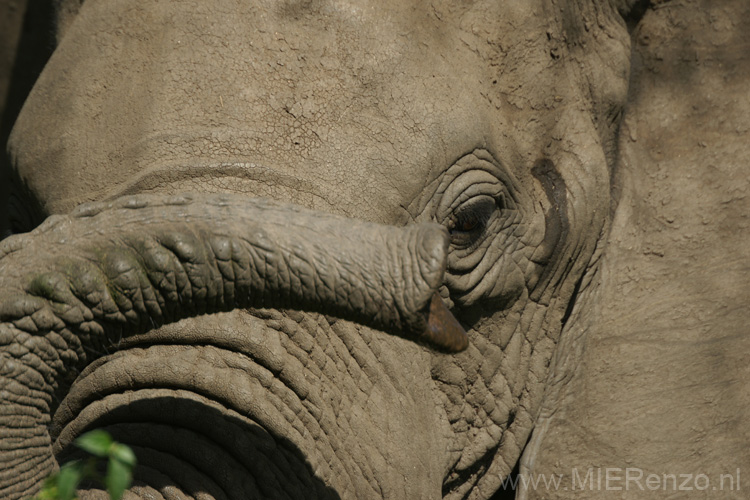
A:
[0, 0, 748, 499]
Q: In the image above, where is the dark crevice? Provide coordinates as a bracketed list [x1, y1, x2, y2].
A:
[113, 437, 233, 500]
[71, 442, 230, 500]
[1, 0, 56, 240]
[559, 270, 585, 330]
[622, 0, 651, 33]
[506, 408, 517, 428]
[54, 401, 262, 475]
[442, 444, 500, 499]
[490, 459, 520, 500]
[490, 428, 535, 500]
[56, 396, 341, 499]
[4, 169, 47, 236]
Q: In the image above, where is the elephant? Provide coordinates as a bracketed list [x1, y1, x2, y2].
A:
[1, 0, 748, 499]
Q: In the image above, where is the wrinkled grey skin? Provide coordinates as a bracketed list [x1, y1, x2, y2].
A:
[518, 1, 750, 498]
[0, 0, 660, 499]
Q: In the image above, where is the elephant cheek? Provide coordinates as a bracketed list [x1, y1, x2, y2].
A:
[50, 310, 448, 499]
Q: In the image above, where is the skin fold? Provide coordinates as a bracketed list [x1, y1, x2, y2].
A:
[0, 193, 458, 497]
[0, 0, 647, 498]
[518, 1, 750, 498]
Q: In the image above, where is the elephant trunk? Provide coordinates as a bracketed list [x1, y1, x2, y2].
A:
[0, 193, 465, 499]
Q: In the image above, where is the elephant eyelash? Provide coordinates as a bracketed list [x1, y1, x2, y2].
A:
[447, 195, 499, 247]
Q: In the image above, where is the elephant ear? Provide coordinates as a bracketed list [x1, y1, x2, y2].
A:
[520, 2, 750, 499]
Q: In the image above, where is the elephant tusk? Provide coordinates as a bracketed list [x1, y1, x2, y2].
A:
[423, 293, 469, 352]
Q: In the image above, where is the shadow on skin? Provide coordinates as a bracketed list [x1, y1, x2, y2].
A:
[55, 395, 343, 500]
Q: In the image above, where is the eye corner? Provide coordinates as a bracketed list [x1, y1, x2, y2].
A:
[446, 195, 500, 248]
[424, 153, 518, 250]
[494, 193, 508, 211]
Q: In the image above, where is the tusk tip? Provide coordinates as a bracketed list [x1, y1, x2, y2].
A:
[423, 293, 469, 353]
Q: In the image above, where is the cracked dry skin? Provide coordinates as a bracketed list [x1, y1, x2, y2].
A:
[2, 0, 639, 498]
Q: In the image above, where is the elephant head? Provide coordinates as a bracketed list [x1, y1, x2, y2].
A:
[1, 0, 643, 498]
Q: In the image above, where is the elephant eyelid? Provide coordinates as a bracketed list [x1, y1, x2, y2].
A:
[447, 195, 499, 247]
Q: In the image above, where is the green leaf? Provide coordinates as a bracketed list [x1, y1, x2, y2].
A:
[106, 458, 133, 500]
[56, 463, 82, 500]
[75, 430, 113, 458]
[33, 476, 59, 500]
[109, 444, 137, 468]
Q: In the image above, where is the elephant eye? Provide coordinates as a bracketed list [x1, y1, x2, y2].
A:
[448, 195, 499, 247]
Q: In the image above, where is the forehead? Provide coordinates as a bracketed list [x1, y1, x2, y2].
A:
[12, 0, 572, 221]
[263, 0, 548, 70]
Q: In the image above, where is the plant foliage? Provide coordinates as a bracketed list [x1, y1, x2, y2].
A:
[31, 430, 136, 500]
